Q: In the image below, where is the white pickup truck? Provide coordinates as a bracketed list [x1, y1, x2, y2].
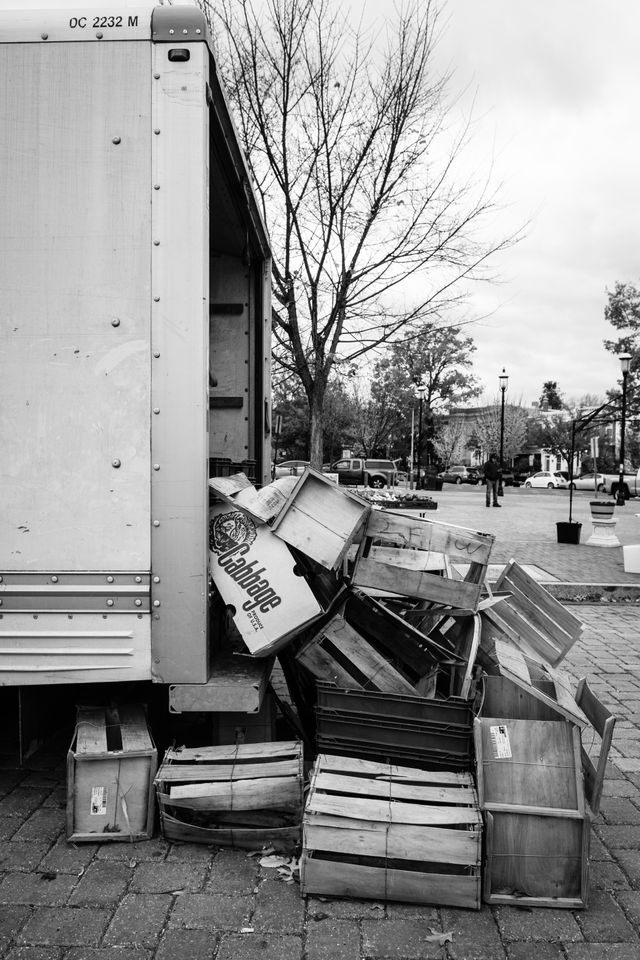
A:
[599, 469, 640, 499]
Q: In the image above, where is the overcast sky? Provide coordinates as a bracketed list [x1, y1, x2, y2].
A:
[426, 0, 640, 406]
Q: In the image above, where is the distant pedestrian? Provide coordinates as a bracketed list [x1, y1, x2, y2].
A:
[484, 454, 501, 507]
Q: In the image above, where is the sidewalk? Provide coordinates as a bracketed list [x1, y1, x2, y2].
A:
[1, 490, 640, 959]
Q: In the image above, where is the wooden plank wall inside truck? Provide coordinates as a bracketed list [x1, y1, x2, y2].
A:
[0, 1, 272, 690]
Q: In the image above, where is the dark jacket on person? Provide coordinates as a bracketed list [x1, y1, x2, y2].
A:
[484, 459, 500, 481]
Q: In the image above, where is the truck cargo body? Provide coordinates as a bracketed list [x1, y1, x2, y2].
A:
[0, 2, 271, 689]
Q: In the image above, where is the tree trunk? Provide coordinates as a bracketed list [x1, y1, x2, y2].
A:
[309, 381, 327, 469]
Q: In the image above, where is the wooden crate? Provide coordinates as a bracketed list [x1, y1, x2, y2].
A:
[486, 560, 584, 666]
[295, 588, 444, 697]
[474, 717, 590, 908]
[301, 754, 482, 908]
[351, 510, 494, 612]
[155, 740, 303, 851]
[67, 703, 157, 843]
[270, 468, 371, 570]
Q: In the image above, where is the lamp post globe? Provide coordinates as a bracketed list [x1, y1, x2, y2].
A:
[616, 353, 632, 506]
[498, 368, 508, 496]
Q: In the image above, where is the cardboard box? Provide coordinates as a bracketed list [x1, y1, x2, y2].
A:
[209, 502, 324, 656]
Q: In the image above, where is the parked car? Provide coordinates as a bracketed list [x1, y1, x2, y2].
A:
[331, 457, 398, 488]
[523, 471, 568, 489]
[569, 472, 607, 492]
[273, 459, 309, 479]
[438, 465, 480, 485]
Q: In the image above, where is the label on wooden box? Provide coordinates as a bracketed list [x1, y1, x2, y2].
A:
[209, 502, 323, 656]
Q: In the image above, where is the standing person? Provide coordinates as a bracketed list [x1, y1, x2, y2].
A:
[484, 454, 501, 507]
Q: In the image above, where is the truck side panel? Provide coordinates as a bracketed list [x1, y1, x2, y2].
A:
[0, 41, 152, 571]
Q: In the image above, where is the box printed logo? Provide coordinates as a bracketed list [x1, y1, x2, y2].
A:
[209, 510, 282, 614]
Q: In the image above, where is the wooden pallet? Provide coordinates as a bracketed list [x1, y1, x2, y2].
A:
[474, 717, 590, 908]
[67, 703, 157, 843]
[351, 510, 494, 612]
[301, 754, 481, 908]
[155, 740, 303, 851]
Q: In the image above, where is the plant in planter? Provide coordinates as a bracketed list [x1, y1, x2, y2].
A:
[589, 499, 615, 519]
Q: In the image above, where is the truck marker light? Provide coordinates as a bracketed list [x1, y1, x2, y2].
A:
[168, 49, 190, 62]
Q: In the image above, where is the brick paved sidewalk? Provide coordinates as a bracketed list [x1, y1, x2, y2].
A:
[1, 494, 640, 959]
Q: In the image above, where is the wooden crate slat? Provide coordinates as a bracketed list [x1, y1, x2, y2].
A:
[168, 775, 300, 809]
[301, 856, 480, 910]
[155, 759, 299, 783]
[295, 640, 361, 689]
[312, 771, 476, 806]
[308, 792, 481, 827]
[304, 817, 480, 865]
[117, 704, 153, 753]
[162, 740, 301, 763]
[160, 811, 300, 851]
[74, 708, 108, 755]
[317, 754, 473, 786]
[353, 556, 482, 609]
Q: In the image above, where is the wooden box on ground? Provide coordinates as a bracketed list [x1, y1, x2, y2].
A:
[67, 704, 157, 843]
[155, 740, 303, 851]
[474, 717, 589, 909]
[301, 754, 482, 908]
[351, 510, 494, 612]
[270, 467, 371, 570]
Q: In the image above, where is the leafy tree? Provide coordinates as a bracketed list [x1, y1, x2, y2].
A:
[212, 0, 516, 466]
[370, 322, 482, 463]
[604, 281, 640, 413]
[539, 381, 563, 410]
[470, 402, 529, 464]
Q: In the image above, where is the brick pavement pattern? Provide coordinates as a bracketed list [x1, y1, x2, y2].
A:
[1, 487, 640, 958]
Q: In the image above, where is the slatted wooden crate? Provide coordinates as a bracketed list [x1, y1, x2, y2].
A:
[301, 754, 482, 908]
[486, 560, 583, 666]
[67, 703, 157, 843]
[295, 588, 446, 697]
[270, 468, 371, 570]
[474, 717, 590, 909]
[351, 510, 494, 611]
[155, 740, 303, 851]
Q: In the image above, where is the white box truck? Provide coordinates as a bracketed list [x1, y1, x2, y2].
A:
[0, 1, 272, 719]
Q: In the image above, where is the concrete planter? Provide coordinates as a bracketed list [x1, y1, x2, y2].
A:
[590, 500, 615, 519]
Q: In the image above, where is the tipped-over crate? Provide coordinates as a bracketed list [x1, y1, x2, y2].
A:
[155, 740, 303, 851]
[66, 703, 157, 843]
[474, 717, 590, 909]
[301, 754, 482, 908]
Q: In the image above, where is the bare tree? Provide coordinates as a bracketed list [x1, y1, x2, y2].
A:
[212, 0, 517, 464]
[432, 420, 470, 468]
[472, 403, 529, 463]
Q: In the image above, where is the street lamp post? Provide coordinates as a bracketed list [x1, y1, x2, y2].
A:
[498, 368, 508, 496]
[616, 353, 632, 506]
[417, 384, 427, 489]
